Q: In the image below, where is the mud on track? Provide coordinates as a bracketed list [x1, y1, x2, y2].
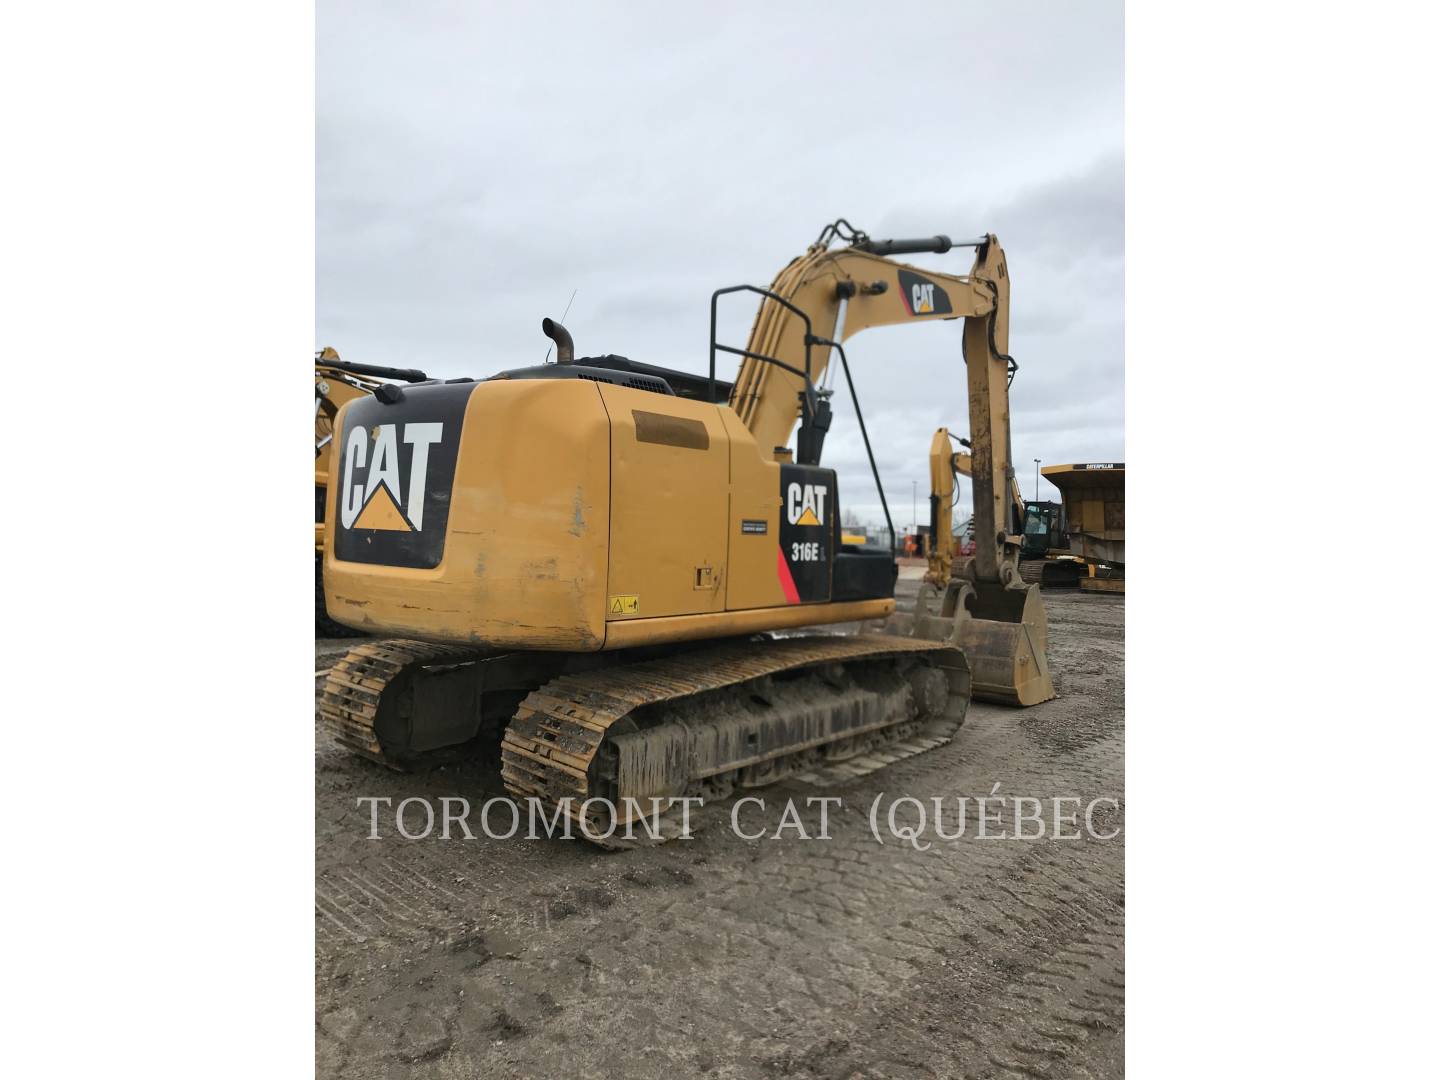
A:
[315, 589, 1125, 1079]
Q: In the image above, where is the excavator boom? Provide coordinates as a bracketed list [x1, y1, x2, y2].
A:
[727, 229, 1020, 587]
[716, 223, 1054, 705]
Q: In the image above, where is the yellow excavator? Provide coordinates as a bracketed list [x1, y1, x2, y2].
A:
[922, 433, 1079, 587]
[314, 347, 428, 635]
[319, 220, 1055, 836]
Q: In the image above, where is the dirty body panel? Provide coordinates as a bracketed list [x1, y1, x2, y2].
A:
[325, 379, 611, 650]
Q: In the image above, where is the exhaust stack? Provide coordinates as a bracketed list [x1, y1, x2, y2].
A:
[542, 317, 574, 364]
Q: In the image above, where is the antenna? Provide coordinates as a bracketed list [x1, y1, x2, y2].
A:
[543, 289, 578, 363]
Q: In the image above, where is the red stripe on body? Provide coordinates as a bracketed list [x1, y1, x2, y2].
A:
[776, 544, 801, 604]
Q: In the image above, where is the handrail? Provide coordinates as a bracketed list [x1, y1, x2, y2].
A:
[708, 284, 816, 405]
[808, 334, 896, 556]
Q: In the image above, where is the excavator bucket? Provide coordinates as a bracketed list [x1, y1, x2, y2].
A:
[893, 579, 1056, 707]
[951, 581, 1055, 706]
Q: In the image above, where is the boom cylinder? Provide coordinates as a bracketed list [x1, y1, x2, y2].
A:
[852, 235, 987, 256]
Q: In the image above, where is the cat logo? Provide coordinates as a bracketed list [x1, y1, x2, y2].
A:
[339, 422, 444, 532]
[897, 269, 953, 317]
[786, 482, 828, 527]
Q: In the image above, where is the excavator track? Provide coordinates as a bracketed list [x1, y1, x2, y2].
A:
[318, 639, 484, 768]
[501, 635, 970, 842]
[1020, 558, 1084, 589]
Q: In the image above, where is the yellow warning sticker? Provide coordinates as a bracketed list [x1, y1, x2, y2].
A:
[607, 594, 640, 616]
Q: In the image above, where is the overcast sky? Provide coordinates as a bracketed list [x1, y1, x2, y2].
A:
[318, 1, 1123, 529]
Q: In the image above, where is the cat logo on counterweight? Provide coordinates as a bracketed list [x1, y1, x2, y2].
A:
[340, 422, 443, 533]
[331, 381, 471, 570]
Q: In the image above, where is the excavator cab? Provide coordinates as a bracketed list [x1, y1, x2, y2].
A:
[1021, 500, 1063, 559]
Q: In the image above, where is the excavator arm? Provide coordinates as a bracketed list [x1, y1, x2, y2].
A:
[726, 228, 1021, 591]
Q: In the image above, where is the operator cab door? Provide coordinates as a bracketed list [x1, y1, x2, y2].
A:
[599, 384, 729, 620]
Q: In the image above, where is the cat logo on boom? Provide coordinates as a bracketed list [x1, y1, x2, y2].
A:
[786, 482, 828, 527]
[339, 422, 444, 532]
[897, 269, 953, 317]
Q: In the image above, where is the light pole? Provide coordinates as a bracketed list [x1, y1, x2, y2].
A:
[1033, 458, 1041, 502]
[912, 480, 918, 535]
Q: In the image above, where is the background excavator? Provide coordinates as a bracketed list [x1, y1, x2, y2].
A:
[314, 348, 428, 635]
[318, 220, 1055, 839]
[925, 437, 1083, 588]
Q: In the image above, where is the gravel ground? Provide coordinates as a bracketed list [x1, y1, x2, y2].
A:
[315, 586, 1125, 1078]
